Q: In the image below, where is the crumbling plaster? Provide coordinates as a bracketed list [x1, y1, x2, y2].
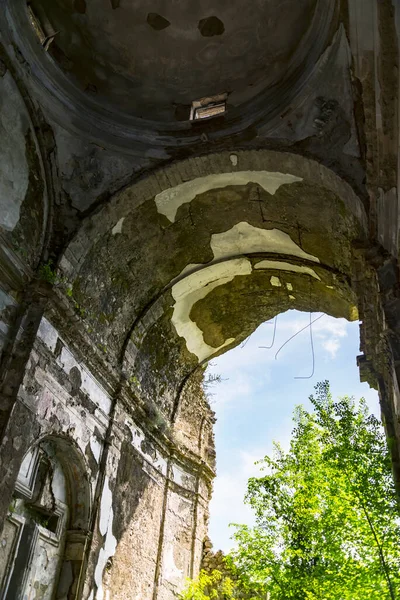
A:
[170, 222, 320, 362]
[0, 2, 400, 599]
[0, 311, 214, 600]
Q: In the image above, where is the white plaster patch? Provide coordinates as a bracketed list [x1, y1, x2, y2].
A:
[125, 420, 168, 476]
[171, 259, 249, 361]
[90, 436, 102, 463]
[155, 171, 302, 222]
[37, 317, 59, 353]
[51, 462, 67, 503]
[270, 276, 281, 287]
[163, 543, 183, 582]
[270, 275, 282, 287]
[172, 464, 196, 491]
[98, 477, 113, 537]
[326, 285, 334, 289]
[111, 217, 124, 235]
[286, 282, 293, 291]
[289, 295, 296, 301]
[212, 223, 319, 262]
[170, 223, 320, 362]
[255, 259, 321, 280]
[58, 346, 111, 415]
[94, 477, 117, 600]
[230, 154, 238, 166]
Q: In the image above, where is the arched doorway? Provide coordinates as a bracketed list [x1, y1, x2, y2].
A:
[0, 436, 91, 599]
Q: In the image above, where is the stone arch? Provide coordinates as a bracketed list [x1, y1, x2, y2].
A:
[58, 150, 370, 419]
[61, 149, 367, 281]
[0, 434, 91, 600]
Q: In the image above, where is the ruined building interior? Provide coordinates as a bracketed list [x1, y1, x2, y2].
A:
[0, 0, 399, 598]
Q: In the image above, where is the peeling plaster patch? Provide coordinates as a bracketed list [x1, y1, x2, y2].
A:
[350, 305, 359, 320]
[155, 171, 302, 222]
[230, 154, 238, 166]
[289, 295, 296, 301]
[172, 464, 196, 491]
[90, 437, 102, 463]
[171, 259, 250, 361]
[270, 276, 281, 287]
[37, 317, 59, 353]
[170, 224, 319, 361]
[94, 477, 117, 600]
[111, 217, 124, 235]
[212, 222, 319, 263]
[286, 282, 293, 291]
[58, 346, 111, 414]
[163, 543, 183, 582]
[125, 420, 168, 476]
[255, 259, 321, 279]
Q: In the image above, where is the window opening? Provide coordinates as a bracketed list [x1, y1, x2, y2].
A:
[190, 93, 227, 121]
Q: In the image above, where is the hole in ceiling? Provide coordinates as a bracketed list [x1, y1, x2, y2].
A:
[147, 13, 171, 31]
[190, 93, 227, 121]
[198, 16, 225, 37]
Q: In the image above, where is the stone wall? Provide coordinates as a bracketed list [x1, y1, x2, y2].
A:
[1, 1, 400, 599]
[0, 314, 214, 600]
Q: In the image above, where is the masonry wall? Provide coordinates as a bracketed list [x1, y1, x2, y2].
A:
[0, 314, 214, 600]
[1, 2, 400, 598]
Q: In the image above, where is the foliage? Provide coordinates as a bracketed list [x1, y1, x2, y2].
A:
[179, 569, 237, 600]
[184, 382, 400, 599]
[38, 260, 58, 285]
[230, 381, 400, 599]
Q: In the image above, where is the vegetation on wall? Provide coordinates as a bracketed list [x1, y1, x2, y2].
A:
[181, 382, 400, 600]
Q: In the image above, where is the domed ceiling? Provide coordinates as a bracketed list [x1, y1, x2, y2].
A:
[28, 0, 319, 122]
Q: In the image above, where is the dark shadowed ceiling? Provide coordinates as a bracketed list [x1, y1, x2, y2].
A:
[30, 0, 318, 121]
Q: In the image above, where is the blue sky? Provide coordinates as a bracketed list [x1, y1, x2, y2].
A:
[205, 310, 380, 553]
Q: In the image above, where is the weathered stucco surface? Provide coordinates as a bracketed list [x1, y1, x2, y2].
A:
[1, 1, 400, 599]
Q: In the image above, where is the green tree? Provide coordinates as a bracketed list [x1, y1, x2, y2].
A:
[230, 381, 400, 599]
[179, 569, 236, 600]
[182, 382, 400, 599]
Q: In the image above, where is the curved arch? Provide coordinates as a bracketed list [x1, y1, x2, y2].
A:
[55, 149, 369, 422]
[19, 433, 92, 531]
[61, 149, 367, 278]
[1, 434, 91, 600]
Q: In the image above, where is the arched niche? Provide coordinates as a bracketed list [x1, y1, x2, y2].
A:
[0, 435, 91, 600]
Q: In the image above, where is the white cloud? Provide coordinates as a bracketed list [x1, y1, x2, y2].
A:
[321, 338, 340, 359]
[314, 316, 347, 359]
